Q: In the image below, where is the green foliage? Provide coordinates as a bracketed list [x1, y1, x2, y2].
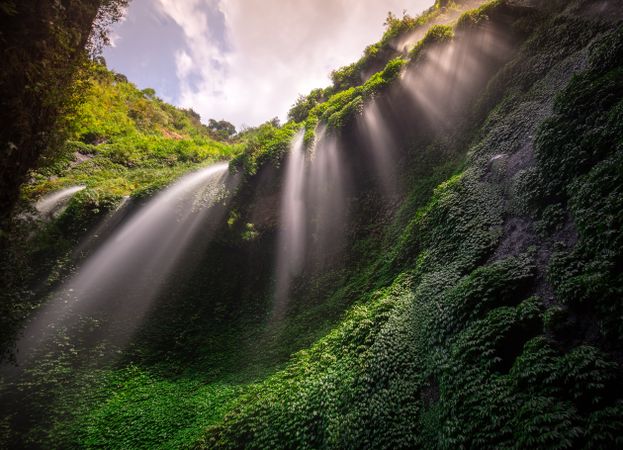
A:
[303, 57, 406, 136]
[287, 0, 478, 121]
[293, 0, 528, 137]
[320, 8, 424, 96]
[430, 254, 537, 343]
[207, 119, 237, 141]
[536, 203, 566, 235]
[529, 25, 623, 347]
[455, 0, 502, 30]
[329, 63, 360, 93]
[230, 121, 300, 176]
[0, 61, 240, 388]
[23, 62, 239, 207]
[409, 24, 454, 61]
[0, 0, 128, 218]
[65, 367, 243, 450]
[287, 89, 326, 123]
[193, 13, 623, 449]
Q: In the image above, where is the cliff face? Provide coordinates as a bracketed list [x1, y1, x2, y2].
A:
[197, 2, 623, 448]
[1, 1, 622, 448]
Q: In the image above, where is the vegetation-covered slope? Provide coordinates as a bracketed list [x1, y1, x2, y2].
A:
[0, 0, 128, 221]
[24, 62, 240, 206]
[197, 3, 623, 448]
[1, 0, 623, 449]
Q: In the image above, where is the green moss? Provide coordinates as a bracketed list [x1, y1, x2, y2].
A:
[409, 24, 454, 61]
[455, 0, 502, 30]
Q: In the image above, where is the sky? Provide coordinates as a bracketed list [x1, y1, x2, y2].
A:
[103, 0, 434, 128]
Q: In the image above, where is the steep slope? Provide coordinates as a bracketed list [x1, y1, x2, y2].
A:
[24, 62, 239, 205]
[0, 0, 128, 220]
[1, 0, 622, 449]
[199, 1, 623, 447]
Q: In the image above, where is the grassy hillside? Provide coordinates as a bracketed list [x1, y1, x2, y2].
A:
[1, 0, 622, 449]
[0, 0, 128, 220]
[22, 62, 240, 208]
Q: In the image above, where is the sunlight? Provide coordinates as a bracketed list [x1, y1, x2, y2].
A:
[13, 163, 238, 367]
[360, 100, 400, 199]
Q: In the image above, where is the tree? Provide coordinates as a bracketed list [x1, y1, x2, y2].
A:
[267, 117, 281, 128]
[287, 89, 325, 123]
[207, 119, 236, 140]
[142, 87, 156, 99]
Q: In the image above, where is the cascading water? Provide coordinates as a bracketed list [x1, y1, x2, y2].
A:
[270, 20, 513, 321]
[307, 128, 348, 265]
[35, 185, 85, 218]
[272, 128, 349, 318]
[400, 23, 511, 127]
[273, 131, 307, 317]
[361, 100, 400, 199]
[12, 162, 237, 366]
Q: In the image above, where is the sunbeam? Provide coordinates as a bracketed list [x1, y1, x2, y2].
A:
[12, 163, 238, 367]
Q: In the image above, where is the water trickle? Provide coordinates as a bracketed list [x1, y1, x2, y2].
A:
[307, 129, 348, 265]
[35, 185, 85, 218]
[14, 162, 236, 365]
[361, 100, 399, 199]
[273, 131, 307, 317]
[272, 128, 349, 319]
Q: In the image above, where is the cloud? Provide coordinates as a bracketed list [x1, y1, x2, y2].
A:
[156, 0, 434, 127]
[108, 30, 121, 48]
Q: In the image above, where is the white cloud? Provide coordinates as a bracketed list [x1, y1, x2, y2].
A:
[108, 30, 121, 48]
[174, 50, 193, 79]
[157, 0, 434, 127]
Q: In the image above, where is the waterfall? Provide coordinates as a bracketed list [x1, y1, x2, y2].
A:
[35, 185, 85, 218]
[12, 162, 236, 365]
[400, 23, 511, 127]
[361, 100, 399, 199]
[307, 128, 348, 265]
[272, 128, 349, 319]
[273, 131, 307, 317]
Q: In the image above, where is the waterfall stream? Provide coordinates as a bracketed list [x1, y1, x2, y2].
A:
[35, 185, 86, 218]
[12, 163, 236, 366]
